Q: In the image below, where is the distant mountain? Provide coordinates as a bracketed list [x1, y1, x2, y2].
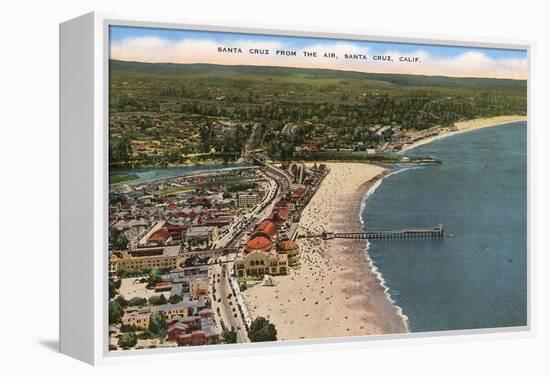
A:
[110, 59, 527, 90]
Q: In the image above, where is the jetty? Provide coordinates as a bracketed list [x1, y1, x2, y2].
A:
[301, 224, 444, 240]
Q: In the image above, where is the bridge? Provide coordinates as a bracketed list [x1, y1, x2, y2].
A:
[250, 154, 293, 191]
[300, 224, 444, 240]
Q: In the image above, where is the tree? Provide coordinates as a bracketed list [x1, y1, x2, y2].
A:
[148, 312, 167, 338]
[169, 294, 182, 304]
[109, 300, 123, 324]
[116, 267, 142, 278]
[117, 94, 141, 112]
[148, 294, 167, 306]
[109, 278, 122, 299]
[115, 295, 128, 308]
[109, 136, 133, 166]
[127, 297, 147, 307]
[109, 229, 129, 250]
[248, 316, 277, 342]
[147, 267, 163, 288]
[117, 332, 138, 348]
[221, 328, 237, 344]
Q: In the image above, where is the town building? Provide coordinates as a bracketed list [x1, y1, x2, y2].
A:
[122, 299, 210, 329]
[234, 218, 292, 278]
[109, 245, 181, 272]
[183, 226, 218, 248]
[121, 308, 151, 329]
[166, 311, 218, 346]
[276, 238, 300, 266]
[253, 219, 277, 239]
[146, 228, 173, 246]
[238, 193, 259, 207]
[291, 187, 306, 203]
[204, 216, 233, 227]
[189, 278, 208, 300]
[235, 249, 288, 277]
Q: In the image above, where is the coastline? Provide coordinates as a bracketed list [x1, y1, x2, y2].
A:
[241, 116, 527, 340]
[401, 115, 526, 151]
[242, 163, 408, 341]
[359, 168, 412, 331]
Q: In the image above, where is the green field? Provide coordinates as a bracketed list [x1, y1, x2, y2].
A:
[110, 171, 139, 184]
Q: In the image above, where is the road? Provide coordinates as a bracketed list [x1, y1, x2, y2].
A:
[210, 261, 249, 342]
[208, 160, 292, 343]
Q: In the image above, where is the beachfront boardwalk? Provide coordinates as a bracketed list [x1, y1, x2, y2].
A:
[301, 224, 444, 240]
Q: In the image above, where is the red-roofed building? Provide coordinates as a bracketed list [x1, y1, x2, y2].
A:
[181, 316, 201, 327]
[177, 330, 207, 346]
[291, 187, 305, 203]
[254, 219, 277, 238]
[274, 199, 289, 208]
[148, 228, 172, 245]
[271, 207, 290, 224]
[198, 308, 213, 318]
[204, 216, 233, 227]
[274, 199, 295, 211]
[167, 322, 189, 341]
[302, 143, 319, 152]
[154, 281, 172, 292]
[245, 234, 273, 253]
[166, 224, 188, 241]
[189, 197, 210, 208]
[176, 333, 193, 346]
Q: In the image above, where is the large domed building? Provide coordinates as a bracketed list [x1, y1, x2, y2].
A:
[253, 219, 277, 238]
[244, 233, 272, 253]
[235, 218, 298, 278]
[276, 238, 300, 266]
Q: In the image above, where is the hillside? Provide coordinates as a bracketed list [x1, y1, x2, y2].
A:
[108, 60, 527, 168]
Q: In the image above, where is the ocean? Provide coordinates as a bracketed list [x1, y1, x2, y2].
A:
[361, 122, 527, 332]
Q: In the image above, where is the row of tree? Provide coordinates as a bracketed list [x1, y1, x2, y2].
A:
[118, 90, 525, 130]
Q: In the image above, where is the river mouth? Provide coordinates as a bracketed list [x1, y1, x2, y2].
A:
[110, 162, 254, 184]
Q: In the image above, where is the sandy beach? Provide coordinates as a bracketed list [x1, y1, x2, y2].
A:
[242, 163, 407, 341]
[402, 115, 526, 151]
[241, 115, 526, 341]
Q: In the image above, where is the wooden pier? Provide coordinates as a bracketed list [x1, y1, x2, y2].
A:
[302, 224, 444, 240]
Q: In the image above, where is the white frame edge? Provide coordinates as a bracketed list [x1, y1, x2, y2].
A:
[59, 11, 535, 365]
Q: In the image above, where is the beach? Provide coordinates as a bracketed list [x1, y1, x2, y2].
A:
[402, 115, 526, 151]
[241, 115, 526, 341]
[242, 163, 408, 341]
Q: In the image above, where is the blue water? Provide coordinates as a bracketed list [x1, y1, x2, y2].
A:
[113, 162, 253, 183]
[362, 122, 527, 332]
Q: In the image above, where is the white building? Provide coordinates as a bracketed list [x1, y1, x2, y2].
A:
[183, 226, 219, 248]
[238, 193, 259, 208]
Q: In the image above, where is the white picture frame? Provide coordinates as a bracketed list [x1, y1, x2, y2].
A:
[60, 11, 534, 365]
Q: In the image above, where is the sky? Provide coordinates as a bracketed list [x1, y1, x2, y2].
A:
[110, 26, 528, 80]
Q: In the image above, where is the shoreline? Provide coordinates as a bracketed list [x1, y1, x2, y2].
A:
[359, 168, 412, 331]
[401, 115, 526, 151]
[242, 163, 408, 341]
[242, 117, 527, 340]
